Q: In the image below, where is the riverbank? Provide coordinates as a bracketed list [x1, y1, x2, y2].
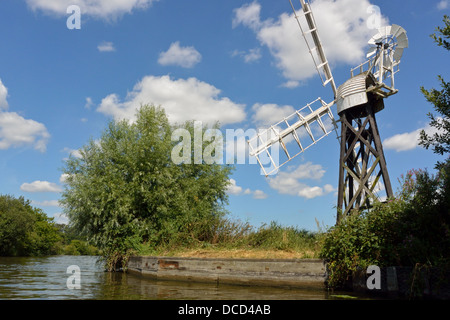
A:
[127, 256, 327, 289]
[142, 247, 318, 260]
[128, 255, 450, 299]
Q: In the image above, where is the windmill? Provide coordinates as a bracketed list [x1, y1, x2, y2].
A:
[247, 0, 408, 224]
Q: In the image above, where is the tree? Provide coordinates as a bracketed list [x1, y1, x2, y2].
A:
[60, 105, 232, 270]
[430, 15, 450, 50]
[0, 195, 61, 256]
[0, 195, 35, 256]
[419, 15, 450, 168]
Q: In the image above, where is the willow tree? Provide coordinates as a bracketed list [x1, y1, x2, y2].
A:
[60, 105, 232, 270]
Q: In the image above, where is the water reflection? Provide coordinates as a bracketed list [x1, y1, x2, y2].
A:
[0, 256, 331, 300]
[100, 272, 328, 300]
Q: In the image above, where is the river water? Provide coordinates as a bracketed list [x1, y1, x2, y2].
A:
[0, 255, 343, 300]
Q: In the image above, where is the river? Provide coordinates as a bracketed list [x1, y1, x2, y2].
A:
[0, 255, 339, 300]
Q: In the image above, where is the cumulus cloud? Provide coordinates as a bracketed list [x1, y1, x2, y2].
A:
[97, 41, 115, 52]
[32, 200, 61, 207]
[158, 42, 202, 68]
[0, 79, 8, 110]
[62, 147, 82, 159]
[232, 1, 262, 31]
[60, 173, 70, 183]
[437, 0, 449, 10]
[20, 181, 63, 193]
[251, 189, 269, 199]
[26, 0, 158, 20]
[84, 97, 94, 109]
[383, 129, 423, 152]
[383, 123, 441, 152]
[231, 48, 262, 63]
[267, 162, 335, 199]
[233, 0, 389, 87]
[0, 78, 50, 152]
[280, 80, 301, 89]
[0, 112, 50, 152]
[227, 178, 243, 195]
[227, 179, 268, 199]
[53, 212, 69, 225]
[251, 103, 295, 127]
[97, 75, 246, 125]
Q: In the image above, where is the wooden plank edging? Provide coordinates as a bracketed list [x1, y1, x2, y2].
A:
[127, 256, 327, 289]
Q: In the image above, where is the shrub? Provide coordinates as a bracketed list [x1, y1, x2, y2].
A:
[0, 195, 62, 257]
[320, 161, 450, 289]
[61, 105, 232, 270]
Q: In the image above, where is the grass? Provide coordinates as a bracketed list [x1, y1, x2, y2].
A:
[134, 220, 325, 259]
[152, 247, 318, 259]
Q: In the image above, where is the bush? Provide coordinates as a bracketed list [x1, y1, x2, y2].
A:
[63, 240, 100, 256]
[248, 222, 317, 252]
[320, 161, 450, 289]
[0, 195, 62, 256]
[60, 105, 232, 270]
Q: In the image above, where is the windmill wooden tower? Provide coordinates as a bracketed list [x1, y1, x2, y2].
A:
[247, 0, 408, 224]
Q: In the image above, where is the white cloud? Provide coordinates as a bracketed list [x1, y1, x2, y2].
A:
[383, 129, 422, 152]
[53, 212, 69, 225]
[227, 179, 243, 195]
[267, 162, 335, 199]
[97, 75, 246, 125]
[243, 48, 262, 63]
[63, 147, 82, 159]
[232, 48, 262, 63]
[32, 200, 61, 207]
[0, 79, 8, 110]
[158, 42, 202, 68]
[437, 0, 449, 10]
[85, 97, 94, 109]
[0, 111, 50, 152]
[232, 1, 263, 31]
[0, 79, 50, 152]
[20, 181, 63, 193]
[227, 179, 268, 199]
[252, 189, 269, 199]
[251, 103, 295, 127]
[60, 173, 70, 183]
[26, 0, 159, 20]
[280, 80, 301, 89]
[97, 41, 115, 52]
[383, 123, 440, 152]
[233, 0, 389, 86]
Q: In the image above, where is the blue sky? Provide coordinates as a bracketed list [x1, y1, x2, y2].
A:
[0, 0, 448, 231]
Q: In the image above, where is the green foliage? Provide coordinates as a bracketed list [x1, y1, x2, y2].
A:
[419, 76, 450, 160]
[0, 195, 62, 256]
[319, 17, 449, 290]
[431, 15, 450, 51]
[62, 240, 100, 256]
[248, 221, 318, 252]
[320, 163, 450, 289]
[419, 15, 450, 168]
[60, 105, 232, 270]
[136, 219, 322, 259]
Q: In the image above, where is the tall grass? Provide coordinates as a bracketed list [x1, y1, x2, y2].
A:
[135, 218, 323, 258]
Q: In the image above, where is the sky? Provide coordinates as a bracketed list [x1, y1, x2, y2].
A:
[0, 0, 448, 231]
